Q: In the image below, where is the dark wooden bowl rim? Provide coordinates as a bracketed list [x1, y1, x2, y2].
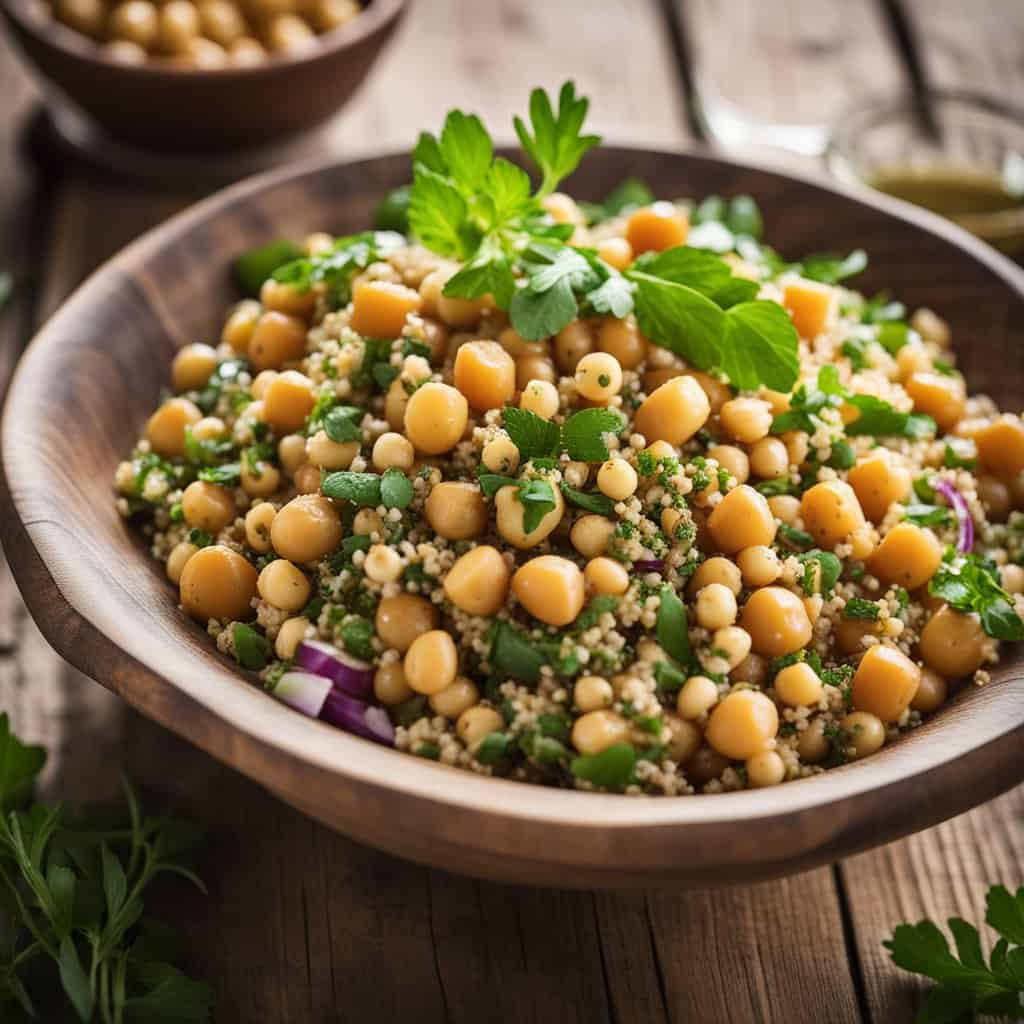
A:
[3, 145, 1023, 888]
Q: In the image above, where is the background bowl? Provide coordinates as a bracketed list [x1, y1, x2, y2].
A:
[0, 0, 405, 151]
[2, 147, 1023, 888]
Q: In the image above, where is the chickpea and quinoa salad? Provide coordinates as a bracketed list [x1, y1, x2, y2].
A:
[116, 83, 1024, 795]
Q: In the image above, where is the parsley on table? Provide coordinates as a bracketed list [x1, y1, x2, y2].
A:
[884, 884, 1024, 1023]
[0, 713, 212, 1023]
[929, 554, 1024, 641]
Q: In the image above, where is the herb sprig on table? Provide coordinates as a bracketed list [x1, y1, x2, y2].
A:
[885, 884, 1024, 1023]
[0, 714, 213, 1023]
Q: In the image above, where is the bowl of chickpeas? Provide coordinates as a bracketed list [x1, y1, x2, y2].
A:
[0, 0, 405, 150]
[2, 142, 1024, 888]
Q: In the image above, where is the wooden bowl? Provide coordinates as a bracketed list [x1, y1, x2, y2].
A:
[3, 148, 1024, 888]
[0, 0, 405, 151]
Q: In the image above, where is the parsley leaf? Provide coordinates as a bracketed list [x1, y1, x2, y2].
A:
[796, 550, 842, 596]
[905, 504, 955, 529]
[510, 245, 601, 340]
[570, 743, 636, 790]
[513, 81, 601, 198]
[273, 231, 404, 302]
[560, 483, 616, 518]
[488, 620, 546, 684]
[503, 406, 561, 461]
[656, 585, 691, 666]
[561, 407, 624, 462]
[794, 249, 868, 284]
[720, 301, 801, 393]
[517, 478, 557, 535]
[845, 394, 936, 440]
[323, 405, 363, 443]
[844, 597, 881, 621]
[929, 554, 1024, 641]
[478, 472, 518, 498]
[233, 623, 271, 670]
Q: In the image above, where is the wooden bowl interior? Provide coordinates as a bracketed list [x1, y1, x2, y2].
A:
[3, 147, 1024, 887]
[0, 0, 405, 150]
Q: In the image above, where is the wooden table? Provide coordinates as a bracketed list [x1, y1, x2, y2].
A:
[2, 2, 1023, 1020]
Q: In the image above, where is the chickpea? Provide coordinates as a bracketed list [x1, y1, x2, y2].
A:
[104, 39, 148, 62]
[708, 444, 749, 485]
[625, 202, 688, 254]
[907, 667, 948, 715]
[634, 375, 710, 446]
[157, 0, 200, 54]
[596, 238, 634, 272]
[482, 435, 520, 475]
[515, 355, 557, 390]
[241, 460, 281, 499]
[584, 557, 629, 596]
[109, 0, 159, 48]
[55, 0, 106, 36]
[520, 380, 560, 420]
[197, 0, 246, 46]
[251, 371, 277, 400]
[166, 541, 198, 585]
[850, 643, 922, 722]
[575, 675, 614, 713]
[262, 370, 315, 434]
[977, 475, 1011, 522]
[867, 522, 942, 590]
[457, 706, 505, 752]
[259, 278, 316, 320]
[453, 340, 516, 412]
[364, 545, 402, 583]
[542, 191, 585, 226]
[841, 711, 886, 759]
[404, 630, 458, 695]
[665, 716, 702, 763]
[221, 300, 261, 352]
[372, 432, 414, 472]
[570, 514, 615, 558]
[553, 321, 594, 374]
[768, 494, 800, 525]
[495, 483, 564, 549]
[575, 352, 623, 402]
[690, 556, 742, 596]
[383, 377, 410, 432]
[695, 583, 737, 631]
[244, 502, 276, 553]
[374, 663, 413, 706]
[835, 614, 883, 655]
[847, 451, 912, 524]
[596, 317, 646, 370]
[905, 372, 966, 432]
[976, 416, 1024, 480]
[708, 484, 777, 553]
[747, 750, 786, 788]
[895, 342, 932, 381]
[376, 594, 438, 653]
[181, 480, 236, 534]
[497, 326, 545, 359]
[775, 662, 823, 707]
[430, 677, 480, 719]
[1003, 564, 1024, 595]
[596, 459, 637, 501]
[179, 545, 258, 622]
[306, 430, 358, 471]
[644, 367, 684, 392]
[781, 431, 809, 468]
[685, 745, 731, 785]
[404, 382, 468, 455]
[349, 280, 421, 338]
[191, 416, 225, 442]
[714, 626, 752, 669]
[274, 616, 309, 660]
[686, 371, 732, 415]
[737, 545, 781, 588]
[740, 586, 813, 658]
[797, 718, 830, 763]
[443, 546, 510, 617]
[720, 397, 773, 444]
[800, 481, 865, 548]
[642, 440, 677, 466]
[146, 397, 201, 458]
[422, 481, 486, 541]
[512, 556, 585, 627]
[705, 690, 778, 760]
[747, 437, 789, 480]
[677, 676, 718, 719]
[229, 35, 265, 64]
[257, 559, 311, 612]
[918, 605, 987, 678]
[270, 494, 342, 564]
[249, 312, 306, 371]
[572, 710, 631, 755]
[293, 464, 321, 495]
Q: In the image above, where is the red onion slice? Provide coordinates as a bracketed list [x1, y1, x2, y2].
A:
[634, 559, 665, 573]
[273, 671, 333, 718]
[933, 478, 974, 553]
[296, 640, 373, 698]
[320, 689, 395, 746]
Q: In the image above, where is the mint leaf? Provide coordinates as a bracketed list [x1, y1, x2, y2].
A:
[561, 408, 623, 463]
[234, 240, 302, 297]
[516, 478, 557, 535]
[233, 624, 271, 671]
[380, 468, 413, 510]
[322, 471, 382, 507]
[720, 300, 800, 393]
[513, 81, 601, 197]
[656, 585, 691, 666]
[503, 406, 560, 461]
[570, 744, 636, 790]
[560, 483, 616, 517]
[323, 405, 362, 443]
[0, 712, 46, 813]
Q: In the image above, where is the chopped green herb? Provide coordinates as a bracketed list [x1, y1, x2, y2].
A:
[796, 550, 842, 595]
[380, 468, 414, 509]
[777, 523, 814, 550]
[794, 249, 867, 284]
[339, 616, 375, 661]
[904, 504, 955, 528]
[930, 554, 1024, 641]
[475, 731, 514, 765]
[561, 407, 623, 462]
[655, 585, 691, 666]
[322, 471, 382, 507]
[560, 483, 616, 517]
[844, 597, 881, 621]
[323, 405, 363, 443]
[233, 623, 271, 670]
[944, 440, 978, 469]
[374, 185, 411, 233]
[188, 528, 213, 548]
[488, 620, 545, 684]
[273, 231, 405, 304]
[570, 743, 636, 790]
[516, 478, 557, 535]
[234, 240, 303, 296]
[415, 742, 441, 761]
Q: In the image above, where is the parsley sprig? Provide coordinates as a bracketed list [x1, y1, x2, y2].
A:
[885, 884, 1024, 1023]
[0, 714, 212, 1023]
[929, 553, 1024, 641]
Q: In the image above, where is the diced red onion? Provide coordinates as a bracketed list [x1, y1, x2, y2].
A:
[296, 640, 373, 699]
[633, 559, 665, 573]
[933, 478, 974, 553]
[272, 673, 395, 747]
[274, 671, 333, 719]
[320, 689, 395, 746]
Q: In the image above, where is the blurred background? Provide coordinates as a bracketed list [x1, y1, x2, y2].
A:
[0, 1, 1022, 1021]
